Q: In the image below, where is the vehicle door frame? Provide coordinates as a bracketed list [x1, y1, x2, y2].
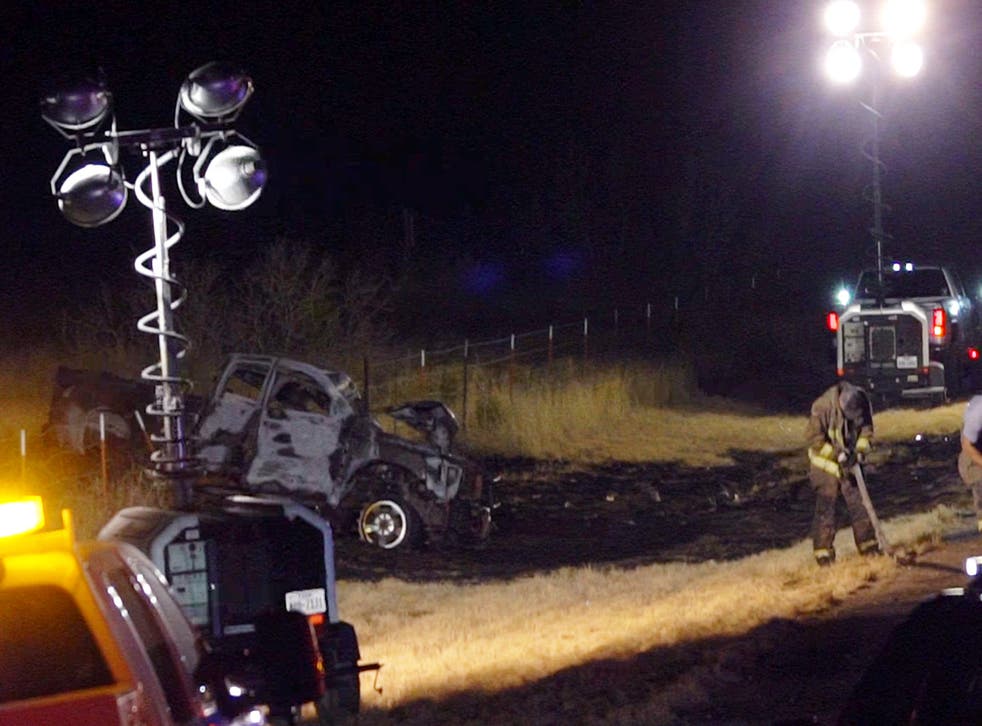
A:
[246, 359, 352, 500]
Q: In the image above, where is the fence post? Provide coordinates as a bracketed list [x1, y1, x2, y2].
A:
[583, 317, 589, 360]
[20, 429, 26, 484]
[461, 343, 470, 432]
[645, 302, 652, 345]
[508, 334, 516, 400]
[548, 324, 554, 364]
[99, 412, 109, 495]
[419, 348, 426, 387]
[671, 295, 680, 344]
[362, 356, 371, 415]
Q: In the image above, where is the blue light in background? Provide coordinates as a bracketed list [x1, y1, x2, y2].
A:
[543, 249, 582, 280]
[462, 261, 505, 296]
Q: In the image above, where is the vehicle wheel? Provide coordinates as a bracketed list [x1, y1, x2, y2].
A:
[357, 496, 422, 549]
[316, 678, 359, 726]
[316, 621, 361, 725]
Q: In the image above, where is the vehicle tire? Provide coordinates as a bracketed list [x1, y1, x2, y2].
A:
[357, 496, 422, 550]
[946, 353, 965, 400]
[316, 621, 361, 725]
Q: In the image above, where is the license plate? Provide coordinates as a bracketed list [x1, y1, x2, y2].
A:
[285, 588, 326, 615]
[896, 355, 918, 369]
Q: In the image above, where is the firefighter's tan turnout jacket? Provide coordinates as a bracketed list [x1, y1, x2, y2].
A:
[806, 384, 873, 479]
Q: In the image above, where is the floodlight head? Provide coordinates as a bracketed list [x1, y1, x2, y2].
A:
[825, 40, 862, 83]
[57, 163, 128, 227]
[41, 76, 112, 133]
[891, 40, 924, 77]
[824, 0, 861, 37]
[882, 0, 927, 37]
[200, 144, 266, 210]
[180, 62, 254, 120]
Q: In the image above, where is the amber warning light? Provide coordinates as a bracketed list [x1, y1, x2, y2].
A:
[0, 497, 45, 538]
[826, 312, 839, 332]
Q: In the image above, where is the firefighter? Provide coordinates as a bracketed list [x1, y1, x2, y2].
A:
[805, 381, 880, 566]
[957, 393, 982, 532]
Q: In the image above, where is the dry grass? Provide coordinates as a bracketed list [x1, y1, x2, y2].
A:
[0, 348, 60, 444]
[456, 359, 968, 465]
[341, 506, 959, 723]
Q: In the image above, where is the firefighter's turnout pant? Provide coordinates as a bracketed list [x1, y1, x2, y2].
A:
[958, 451, 982, 532]
[809, 466, 878, 560]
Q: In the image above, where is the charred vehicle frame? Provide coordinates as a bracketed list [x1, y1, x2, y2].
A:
[45, 354, 494, 551]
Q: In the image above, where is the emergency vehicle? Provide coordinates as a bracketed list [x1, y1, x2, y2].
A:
[0, 495, 263, 726]
[827, 263, 982, 404]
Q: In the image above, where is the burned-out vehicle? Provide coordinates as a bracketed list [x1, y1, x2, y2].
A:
[46, 353, 494, 550]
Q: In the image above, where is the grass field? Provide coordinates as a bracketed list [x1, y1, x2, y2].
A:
[0, 350, 971, 722]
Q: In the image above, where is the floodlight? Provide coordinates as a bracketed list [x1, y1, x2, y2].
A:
[836, 287, 852, 306]
[179, 62, 254, 120]
[825, 40, 862, 83]
[57, 163, 128, 227]
[40, 77, 112, 133]
[199, 145, 267, 210]
[41, 62, 265, 494]
[891, 40, 924, 77]
[824, 0, 861, 36]
[882, 0, 927, 37]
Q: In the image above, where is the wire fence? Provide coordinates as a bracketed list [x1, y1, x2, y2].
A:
[362, 301, 691, 431]
[361, 261, 831, 429]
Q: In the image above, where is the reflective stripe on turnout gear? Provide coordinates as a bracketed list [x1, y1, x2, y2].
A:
[808, 447, 841, 477]
[857, 539, 879, 555]
[856, 436, 871, 453]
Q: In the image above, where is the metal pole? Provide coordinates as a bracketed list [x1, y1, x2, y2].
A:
[147, 150, 191, 504]
[860, 46, 886, 287]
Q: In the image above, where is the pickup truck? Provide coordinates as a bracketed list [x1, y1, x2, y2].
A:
[828, 263, 982, 405]
[45, 353, 494, 551]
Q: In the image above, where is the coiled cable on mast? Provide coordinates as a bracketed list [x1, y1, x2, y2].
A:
[131, 148, 198, 477]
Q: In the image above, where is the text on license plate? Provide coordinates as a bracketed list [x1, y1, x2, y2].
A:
[896, 355, 918, 369]
[285, 588, 326, 615]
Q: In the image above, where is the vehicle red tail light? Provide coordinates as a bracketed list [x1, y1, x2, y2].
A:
[969, 347, 980, 361]
[932, 307, 946, 338]
[826, 312, 839, 332]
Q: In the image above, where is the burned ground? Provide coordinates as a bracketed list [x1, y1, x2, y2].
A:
[334, 433, 967, 582]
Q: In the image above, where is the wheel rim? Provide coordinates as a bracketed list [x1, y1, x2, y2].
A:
[359, 499, 409, 549]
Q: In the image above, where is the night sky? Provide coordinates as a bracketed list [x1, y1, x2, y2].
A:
[2, 1, 980, 343]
